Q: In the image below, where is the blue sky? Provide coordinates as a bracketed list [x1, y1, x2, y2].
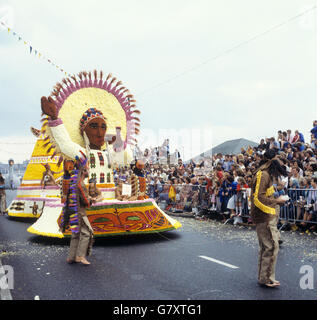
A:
[0, 0, 317, 162]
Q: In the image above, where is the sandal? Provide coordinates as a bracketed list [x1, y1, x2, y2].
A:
[75, 257, 91, 265]
[66, 258, 76, 264]
[259, 280, 280, 288]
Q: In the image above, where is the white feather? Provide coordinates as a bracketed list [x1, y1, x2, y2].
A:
[83, 131, 91, 158]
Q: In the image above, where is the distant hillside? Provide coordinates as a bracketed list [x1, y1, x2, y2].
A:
[189, 138, 258, 162]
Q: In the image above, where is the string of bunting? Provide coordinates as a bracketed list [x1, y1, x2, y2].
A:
[0, 20, 71, 77]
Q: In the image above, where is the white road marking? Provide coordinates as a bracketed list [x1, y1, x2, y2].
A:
[199, 255, 239, 269]
[0, 258, 13, 300]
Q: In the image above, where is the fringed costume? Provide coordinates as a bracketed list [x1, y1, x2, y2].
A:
[59, 157, 94, 261]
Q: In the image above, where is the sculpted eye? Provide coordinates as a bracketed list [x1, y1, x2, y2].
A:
[88, 122, 106, 130]
[89, 123, 98, 129]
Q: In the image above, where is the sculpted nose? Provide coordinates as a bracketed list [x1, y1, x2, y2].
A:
[97, 127, 103, 136]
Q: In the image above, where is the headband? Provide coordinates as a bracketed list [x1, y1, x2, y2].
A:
[79, 108, 107, 133]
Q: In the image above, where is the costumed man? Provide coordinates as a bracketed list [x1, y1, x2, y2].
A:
[114, 159, 148, 201]
[59, 155, 95, 265]
[132, 160, 148, 200]
[250, 149, 288, 288]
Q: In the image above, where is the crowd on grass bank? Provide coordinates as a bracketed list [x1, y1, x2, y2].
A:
[113, 121, 317, 233]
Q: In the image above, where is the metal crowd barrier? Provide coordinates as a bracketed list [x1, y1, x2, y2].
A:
[279, 188, 317, 228]
[147, 183, 317, 227]
[147, 183, 203, 213]
[147, 183, 252, 222]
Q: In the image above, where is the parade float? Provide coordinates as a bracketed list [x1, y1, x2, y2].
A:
[26, 70, 181, 238]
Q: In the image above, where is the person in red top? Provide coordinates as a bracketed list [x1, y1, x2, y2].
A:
[215, 164, 224, 185]
[291, 131, 300, 144]
[236, 177, 249, 216]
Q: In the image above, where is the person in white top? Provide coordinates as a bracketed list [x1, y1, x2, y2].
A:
[286, 129, 294, 144]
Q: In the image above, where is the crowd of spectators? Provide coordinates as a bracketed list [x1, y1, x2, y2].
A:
[113, 121, 317, 232]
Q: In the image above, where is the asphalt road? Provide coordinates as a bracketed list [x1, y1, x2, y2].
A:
[1, 190, 317, 301]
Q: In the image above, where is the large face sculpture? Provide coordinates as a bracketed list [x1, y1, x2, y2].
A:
[80, 108, 107, 150]
[84, 117, 107, 150]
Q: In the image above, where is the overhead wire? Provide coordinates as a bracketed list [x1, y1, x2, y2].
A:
[137, 4, 317, 96]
